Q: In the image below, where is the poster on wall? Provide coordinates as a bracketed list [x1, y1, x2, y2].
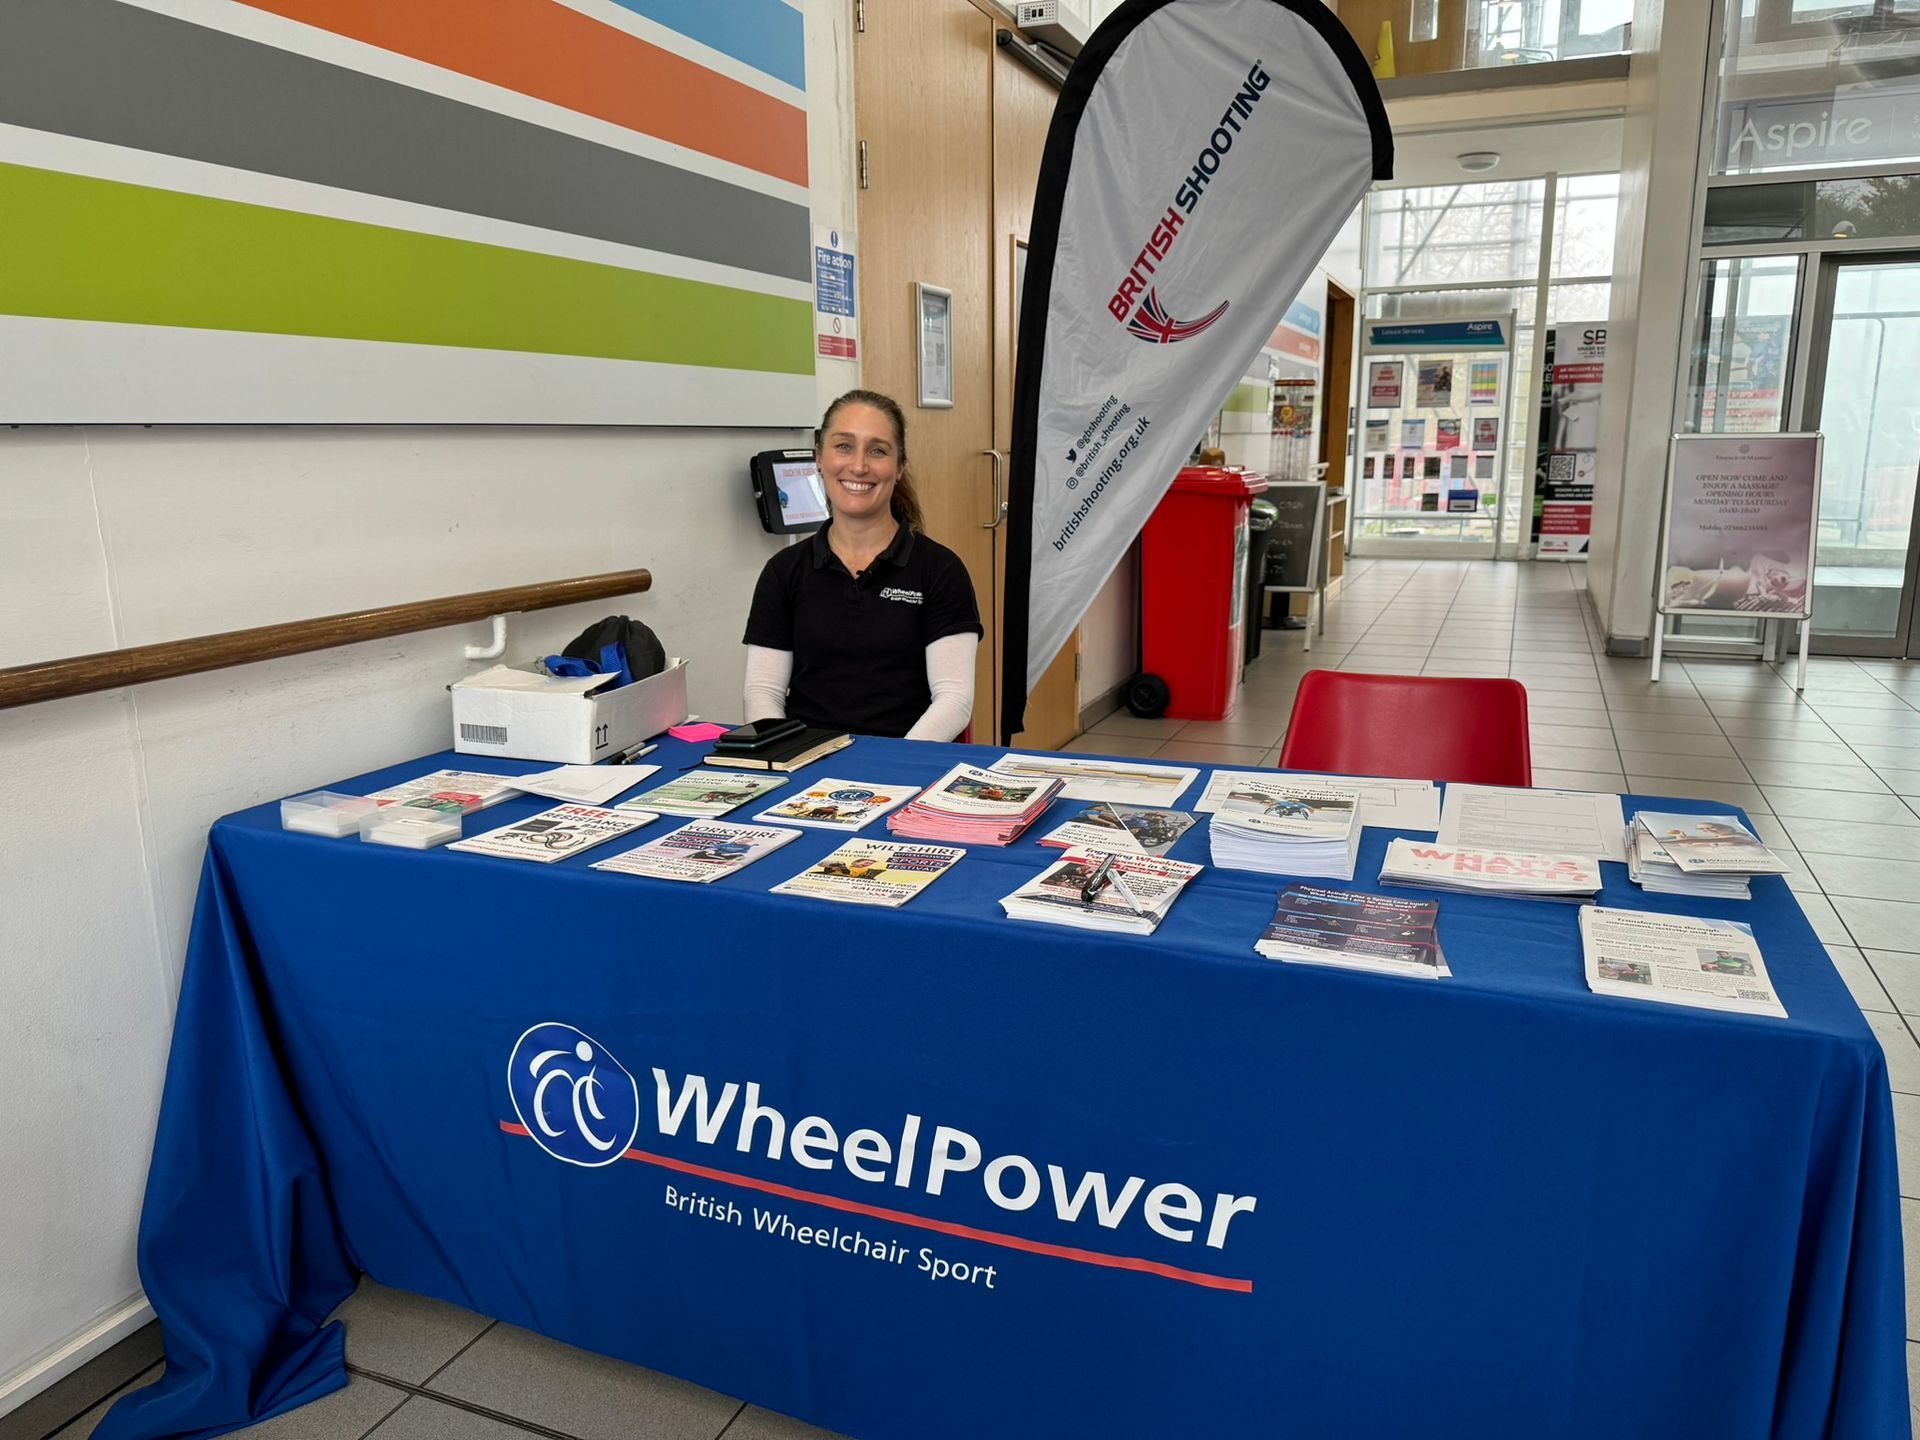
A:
[814, 227, 858, 361]
[1417, 360, 1454, 407]
[1436, 418, 1462, 451]
[1362, 455, 1376, 479]
[1472, 417, 1499, 450]
[1400, 454, 1418, 481]
[1470, 360, 1500, 405]
[1532, 324, 1607, 559]
[1364, 417, 1391, 448]
[1401, 418, 1427, 449]
[1660, 434, 1821, 617]
[1368, 360, 1404, 407]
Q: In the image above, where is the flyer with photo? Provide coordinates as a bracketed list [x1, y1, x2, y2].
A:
[449, 805, 654, 864]
[621, 772, 788, 818]
[772, 840, 965, 907]
[1039, 802, 1197, 857]
[592, 820, 800, 882]
[1580, 906, 1786, 1018]
[755, 779, 920, 830]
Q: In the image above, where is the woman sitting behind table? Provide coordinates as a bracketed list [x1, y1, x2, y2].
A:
[742, 390, 981, 741]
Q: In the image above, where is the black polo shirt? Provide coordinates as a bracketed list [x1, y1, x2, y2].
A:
[743, 523, 982, 738]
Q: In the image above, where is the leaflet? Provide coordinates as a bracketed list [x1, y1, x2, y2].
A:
[449, 804, 655, 863]
[1437, 783, 1627, 863]
[1195, 769, 1438, 831]
[511, 763, 660, 806]
[619, 772, 788, 819]
[754, 779, 921, 831]
[1038, 802, 1197, 857]
[1256, 885, 1448, 978]
[592, 820, 801, 883]
[771, 840, 965, 907]
[1580, 905, 1787, 1019]
[987, 753, 1201, 807]
[1381, 839, 1600, 899]
[999, 847, 1203, 935]
[365, 768, 523, 814]
[1630, 813, 1786, 875]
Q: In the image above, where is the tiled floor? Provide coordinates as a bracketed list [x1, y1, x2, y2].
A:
[18, 557, 1920, 1440]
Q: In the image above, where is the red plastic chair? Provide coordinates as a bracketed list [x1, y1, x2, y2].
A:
[1276, 671, 1532, 786]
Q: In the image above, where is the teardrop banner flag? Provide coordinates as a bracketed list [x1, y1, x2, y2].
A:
[1000, 0, 1391, 739]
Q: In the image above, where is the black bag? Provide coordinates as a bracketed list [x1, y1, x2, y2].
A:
[560, 616, 666, 682]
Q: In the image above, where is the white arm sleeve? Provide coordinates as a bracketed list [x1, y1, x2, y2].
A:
[903, 632, 979, 742]
[743, 644, 792, 723]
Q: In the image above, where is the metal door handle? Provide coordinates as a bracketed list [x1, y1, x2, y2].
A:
[981, 448, 1008, 528]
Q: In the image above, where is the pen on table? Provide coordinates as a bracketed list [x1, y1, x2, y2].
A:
[606, 741, 657, 765]
[1080, 851, 1116, 902]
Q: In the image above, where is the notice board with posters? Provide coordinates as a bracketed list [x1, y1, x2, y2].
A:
[1532, 324, 1607, 559]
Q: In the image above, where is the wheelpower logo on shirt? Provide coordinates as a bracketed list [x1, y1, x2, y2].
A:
[502, 1022, 1258, 1293]
[1105, 59, 1272, 344]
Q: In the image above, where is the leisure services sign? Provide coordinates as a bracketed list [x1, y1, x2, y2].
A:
[1001, 0, 1391, 738]
[502, 1020, 1260, 1294]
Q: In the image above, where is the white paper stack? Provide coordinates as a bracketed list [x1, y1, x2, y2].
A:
[886, 764, 1064, 846]
[998, 847, 1203, 936]
[1205, 779, 1361, 881]
[1580, 905, 1786, 1018]
[1380, 838, 1600, 901]
[1626, 812, 1786, 901]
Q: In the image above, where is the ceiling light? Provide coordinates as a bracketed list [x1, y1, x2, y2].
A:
[1456, 151, 1501, 173]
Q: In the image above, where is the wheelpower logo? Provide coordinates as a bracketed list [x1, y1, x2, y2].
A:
[501, 1022, 1260, 1293]
[1104, 58, 1272, 344]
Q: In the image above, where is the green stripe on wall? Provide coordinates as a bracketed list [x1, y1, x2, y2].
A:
[0, 163, 813, 373]
[1223, 380, 1271, 414]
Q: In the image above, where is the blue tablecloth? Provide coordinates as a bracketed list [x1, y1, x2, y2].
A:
[99, 737, 1908, 1440]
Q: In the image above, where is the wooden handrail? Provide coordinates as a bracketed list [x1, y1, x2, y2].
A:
[0, 568, 652, 710]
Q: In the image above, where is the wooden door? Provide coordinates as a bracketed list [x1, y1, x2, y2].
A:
[990, 38, 1078, 749]
[854, 0, 999, 741]
[1319, 281, 1356, 485]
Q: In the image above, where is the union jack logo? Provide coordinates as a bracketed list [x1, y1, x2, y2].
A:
[1125, 289, 1229, 344]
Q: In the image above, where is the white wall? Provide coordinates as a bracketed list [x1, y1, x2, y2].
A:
[1586, 0, 1712, 647]
[0, 1, 859, 1410]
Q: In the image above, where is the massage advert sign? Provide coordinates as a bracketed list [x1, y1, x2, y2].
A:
[1660, 434, 1822, 618]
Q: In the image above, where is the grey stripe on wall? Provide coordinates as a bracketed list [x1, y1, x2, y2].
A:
[0, 0, 812, 283]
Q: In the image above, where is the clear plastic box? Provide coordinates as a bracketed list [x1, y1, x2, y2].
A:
[280, 792, 381, 837]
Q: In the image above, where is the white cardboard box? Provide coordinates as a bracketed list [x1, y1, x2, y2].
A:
[451, 659, 689, 764]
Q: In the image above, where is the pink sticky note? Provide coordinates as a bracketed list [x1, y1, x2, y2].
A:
[670, 723, 730, 742]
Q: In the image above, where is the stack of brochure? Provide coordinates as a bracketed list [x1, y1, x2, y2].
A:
[1255, 885, 1448, 979]
[1380, 839, 1599, 901]
[591, 820, 800, 883]
[619, 772, 787, 818]
[366, 768, 523, 814]
[998, 847, 1203, 936]
[1580, 905, 1787, 1018]
[886, 764, 1064, 846]
[448, 804, 654, 864]
[754, 778, 920, 831]
[1626, 812, 1786, 900]
[771, 839, 964, 907]
[1038, 802, 1196, 857]
[1206, 778, 1361, 881]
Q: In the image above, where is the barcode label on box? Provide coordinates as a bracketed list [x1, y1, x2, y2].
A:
[460, 723, 508, 745]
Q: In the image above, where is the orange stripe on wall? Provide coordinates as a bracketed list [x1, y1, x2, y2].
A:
[237, 0, 808, 188]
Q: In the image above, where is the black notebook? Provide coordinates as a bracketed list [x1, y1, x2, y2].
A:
[702, 727, 853, 773]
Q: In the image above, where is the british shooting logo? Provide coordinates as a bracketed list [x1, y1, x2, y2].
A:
[509, 1023, 640, 1168]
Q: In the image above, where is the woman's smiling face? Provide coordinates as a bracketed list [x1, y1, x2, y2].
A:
[817, 402, 901, 523]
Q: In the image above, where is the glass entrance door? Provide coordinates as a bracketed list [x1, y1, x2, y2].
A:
[1803, 255, 1920, 656]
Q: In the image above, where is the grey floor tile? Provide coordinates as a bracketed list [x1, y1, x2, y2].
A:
[1850, 741, 1920, 766]
[1619, 752, 1751, 782]
[1601, 710, 1725, 734]
[1628, 777, 1770, 815]
[1871, 768, 1920, 798]
[1740, 760, 1890, 793]
[1825, 944, 1896, 1014]
[1896, 1095, 1920, 1202]
[1840, 897, 1920, 956]
[719, 1407, 851, 1440]
[1531, 744, 1623, 771]
[1803, 853, 1920, 903]
[1528, 705, 1614, 728]
[1152, 739, 1271, 764]
[328, 1279, 493, 1387]
[218, 1375, 408, 1440]
[1761, 788, 1920, 824]
[1174, 712, 1292, 747]
[427, 1325, 738, 1440]
[1530, 723, 1619, 749]
[1725, 737, 1861, 765]
[1532, 768, 1627, 792]
[1792, 891, 1853, 947]
[1714, 715, 1842, 740]
[365, 1396, 558, 1440]
[43, 1363, 163, 1440]
[1611, 729, 1738, 758]
[8, 1325, 163, 1440]
[1906, 1200, 1920, 1341]
[1779, 816, 1920, 859]
[1063, 732, 1163, 758]
[1868, 951, 1920, 1018]
[1084, 712, 1189, 739]
[1870, 1013, 1920, 1097]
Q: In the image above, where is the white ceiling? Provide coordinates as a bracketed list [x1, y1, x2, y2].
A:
[1383, 114, 1625, 188]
